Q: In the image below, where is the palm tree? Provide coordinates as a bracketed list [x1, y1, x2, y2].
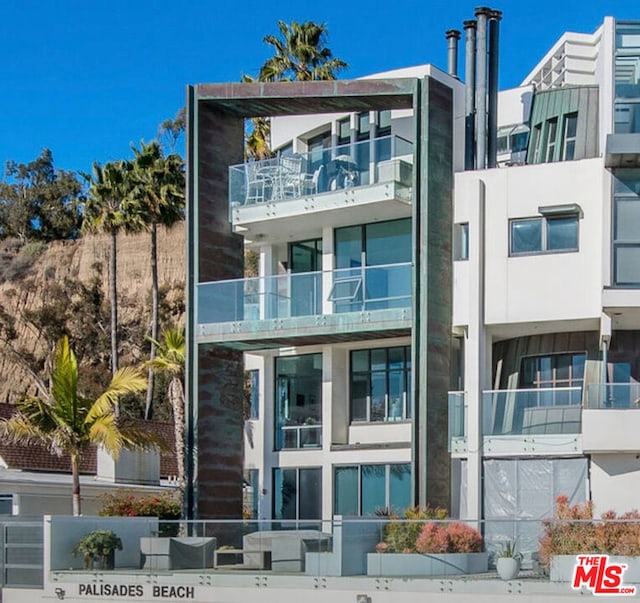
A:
[259, 21, 348, 82]
[128, 142, 185, 420]
[243, 21, 347, 160]
[144, 328, 185, 489]
[83, 161, 138, 380]
[0, 336, 160, 515]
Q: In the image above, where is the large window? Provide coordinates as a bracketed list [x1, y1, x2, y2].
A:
[615, 22, 640, 134]
[351, 346, 411, 422]
[332, 218, 412, 312]
[334, 463, 411, 515]
[520, 352, 586, 405]
[510, 215, 579, 255]
[273, 467, 321, 520]
[275, 354, 322, 450]
[613, 170, 640, 286]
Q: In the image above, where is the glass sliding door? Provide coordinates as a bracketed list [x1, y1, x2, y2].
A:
[273, 467, 322, 521]
[289, 239, 322, 317]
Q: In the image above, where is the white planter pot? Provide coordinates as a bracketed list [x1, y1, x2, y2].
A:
[367, 552, 488, 577]
[496, 557, 520, 580]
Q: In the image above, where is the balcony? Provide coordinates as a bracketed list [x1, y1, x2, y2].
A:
[482, 388, 582, 455]
[228, 136, 413, 239]
[583, 383, 640, 453]
[445, 388, 582, 456]
[197, 263, 412, 347]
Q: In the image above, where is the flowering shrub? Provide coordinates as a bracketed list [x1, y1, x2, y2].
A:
[375, 506, 482, 554]
[99, 490, 182, 537]
[382, 506, 448, 553]
[539, 495, 640, 567]
[415, 522, 483, 554]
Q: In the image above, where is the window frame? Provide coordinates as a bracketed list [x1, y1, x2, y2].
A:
[509, 214, 580, 256]
[349, 346, 412, 423]
[561, 113, 578, 160]
[453, 223, 469, 261]
[333, 463, 411, 516]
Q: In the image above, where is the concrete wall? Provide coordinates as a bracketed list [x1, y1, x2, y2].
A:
[590, 453, 640, 514]
[454, 158, 605, 331]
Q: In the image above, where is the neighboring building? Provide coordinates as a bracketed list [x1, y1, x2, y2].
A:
[0, 404, 177, 515]
[186, 13, 640, 534]
[451, 16, 640, 555]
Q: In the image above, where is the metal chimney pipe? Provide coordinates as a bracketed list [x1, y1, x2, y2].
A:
[464, 19, 477, 171]
[487, 10, 502, 168]
[446, 29, 461, 78]
[475, 6, 491, 170]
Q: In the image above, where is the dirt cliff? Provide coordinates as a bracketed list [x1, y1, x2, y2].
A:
[0, 224, 186, 407]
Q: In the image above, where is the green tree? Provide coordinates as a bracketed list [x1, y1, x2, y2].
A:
[0, 336, 160, 515]
[243, 21, 348, 160]
[129, 142, 185, 419]
[144, 328, 186, 489]
[83, 161, 139, 379]
[157, 107, 186, 154]
[0, 149, 84, 242]
[259, 21, 348, 82]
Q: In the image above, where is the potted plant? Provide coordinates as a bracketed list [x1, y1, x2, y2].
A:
[367, 507, 488, 577]
[73, 530, 123, 570]
[496, 541, 521, 580]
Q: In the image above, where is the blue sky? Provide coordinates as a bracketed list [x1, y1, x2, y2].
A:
[1, 0, 637, 173]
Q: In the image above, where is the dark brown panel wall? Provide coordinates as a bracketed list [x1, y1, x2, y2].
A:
[413, 76, 453, 509]
[195, 102, 245, 518]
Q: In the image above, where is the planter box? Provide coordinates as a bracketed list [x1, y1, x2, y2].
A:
[551, 555, 640, 583]
[367, 552, 488, 577]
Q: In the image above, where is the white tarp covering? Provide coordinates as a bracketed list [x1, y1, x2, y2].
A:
[482, 457, 588, 565]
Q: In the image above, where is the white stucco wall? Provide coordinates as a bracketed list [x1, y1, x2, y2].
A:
[590, 454, 640, 515]
[454, 158, 606, 331]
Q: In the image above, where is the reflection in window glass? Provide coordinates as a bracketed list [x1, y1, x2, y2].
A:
[510, 216, 579, 255]
[334, 464, 411, 516]
[362, 465, 386, 515]
[273, 467, 322, 520]
[334, 467, 358, 515]
[562, 114, 577, 160]
[350, 346, 411, 422]
[511, 219, 542, 254]
[547, 217, 579, 251]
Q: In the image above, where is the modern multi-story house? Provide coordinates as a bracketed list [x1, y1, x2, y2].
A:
[451, 16, 640, 553]
[186, 13, 640, 537]
[186, 64, 465, 521]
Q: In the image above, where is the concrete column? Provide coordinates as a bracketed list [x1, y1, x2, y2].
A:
[260, 354, 275, 520]
[464, 178, 488, 521]
[322, 225, 334, 315]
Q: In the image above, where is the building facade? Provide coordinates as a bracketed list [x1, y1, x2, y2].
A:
[186, 15, 640, 532]
[452, 17, 640, 555]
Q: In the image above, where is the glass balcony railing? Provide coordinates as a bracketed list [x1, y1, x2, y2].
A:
[586, 383, 640, 409]
[229, 135, 413, 208]
[197, 262, 411, 324]
[482, 388, 582, 436]
[448, 391, 466, 451]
